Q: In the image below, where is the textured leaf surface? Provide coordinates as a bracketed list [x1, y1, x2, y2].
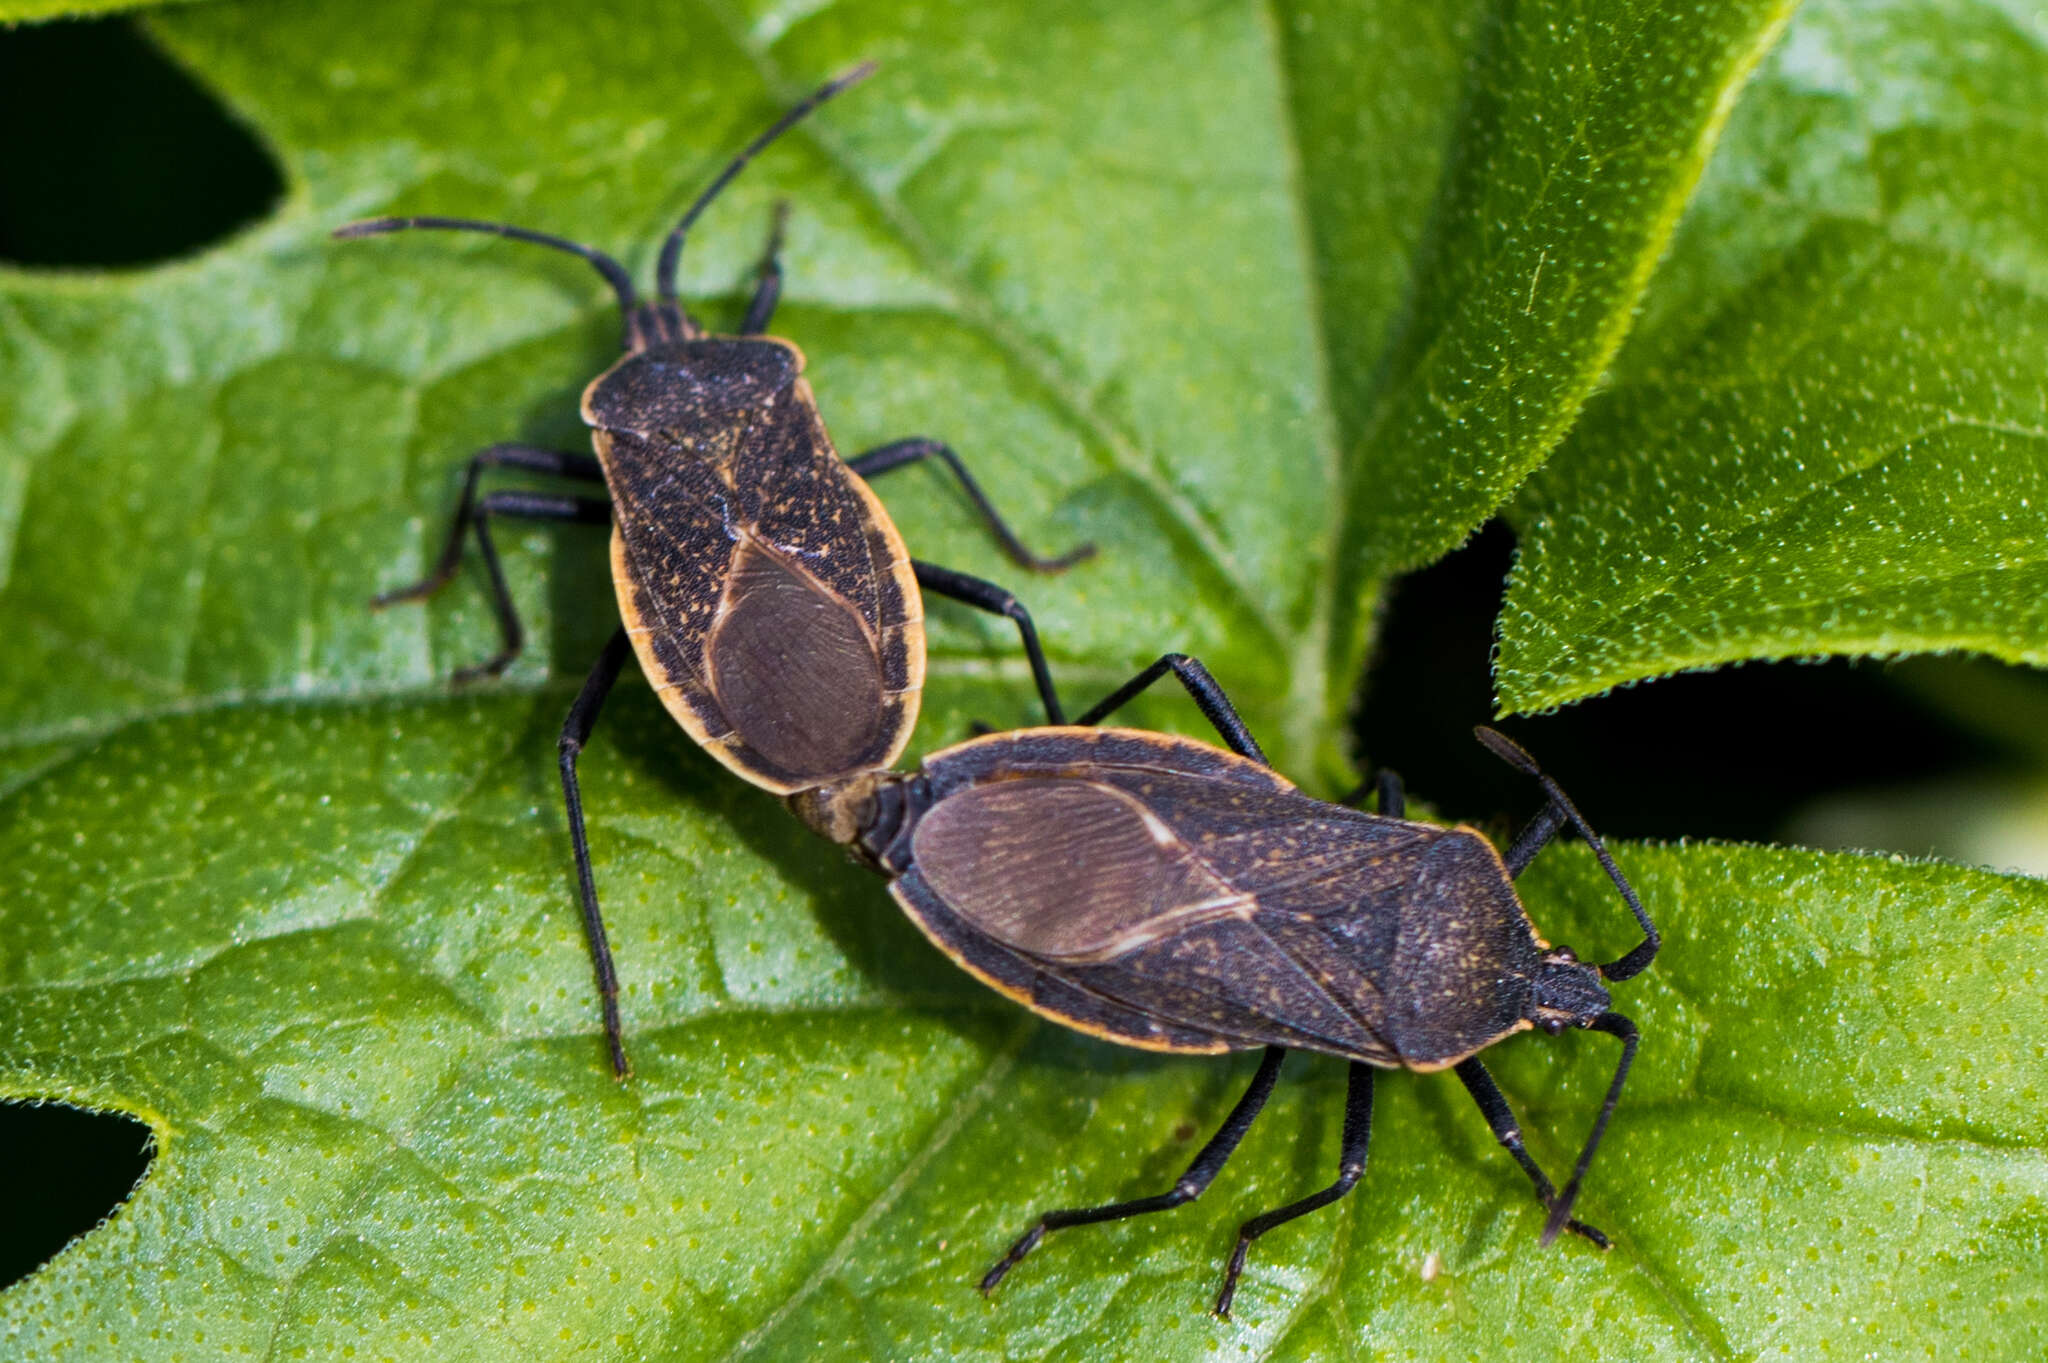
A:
[6, 697, 2045, 1360]
[1500, 0, 2048, 711]
[3, 0, 2043, 1360]
[1313, 0, 1798, 697]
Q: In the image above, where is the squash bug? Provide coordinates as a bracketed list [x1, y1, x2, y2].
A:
[790, 653, 1659, 1316]
[337, 66, 1092, 1077]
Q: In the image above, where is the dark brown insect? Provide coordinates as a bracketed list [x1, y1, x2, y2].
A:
[337, 66, 1090, 1076]
[791, 653, 1658, 1316]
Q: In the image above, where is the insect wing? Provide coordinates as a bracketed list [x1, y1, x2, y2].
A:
[1078, 775, 1542, 1069]
[899, 765, 1418, 1060]
[604, 428, 742, 694]
[598, 344, 920, 790]
[730, 378, 922, 745]
[900, 730, 1543, 1067]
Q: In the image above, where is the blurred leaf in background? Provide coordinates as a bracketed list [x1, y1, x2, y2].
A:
[1, 0, 2043, 1359]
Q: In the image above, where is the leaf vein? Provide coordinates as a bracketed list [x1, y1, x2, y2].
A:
[715, 1020, 1033, 1361]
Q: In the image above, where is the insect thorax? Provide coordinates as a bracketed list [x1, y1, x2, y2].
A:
[787, 770, 928, 869]
[582, 336, 804, 438]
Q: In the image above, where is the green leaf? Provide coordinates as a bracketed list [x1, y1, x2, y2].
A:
[0, 0, 207, 22]
[1499, 0, 2048, 712]
[6, 698, 2044, 1357]
[1312, 0, 1799, 700]
[0, 0, 1804, 782]
[4, 0, 2044, 1358]
[0, 0, 1332, 769]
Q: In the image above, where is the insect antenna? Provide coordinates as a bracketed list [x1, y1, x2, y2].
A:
[654, 60, 877, 303]
[1473, 726, 1660, 980]
[333, 215, 640, 316]
[1540, 1011, 1640, 1246]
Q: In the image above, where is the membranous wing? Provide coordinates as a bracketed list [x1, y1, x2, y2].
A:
[895, 730, 1544, 1068]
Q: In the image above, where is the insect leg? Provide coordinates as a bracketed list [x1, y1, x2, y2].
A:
[846, 438, 1095, 572]
[373, 442, 605, 614]
[559, 627, 636, 1079]
[1542, 1012, 1640, 1246]
[907, 560, 1065, 724]
[1074, 653, 1269, 765]
[1475, 728, 1659, 981]
[1334, 769, 1405, 814]
[442, 492, 613, 683]
[738, 202, 790, 335]
[980, 1046, 1287, 1295]
[1213, 1061, 1374, 1319]
[1452, 1058, 1608, 1248]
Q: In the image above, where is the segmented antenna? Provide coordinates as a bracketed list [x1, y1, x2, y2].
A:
[333, 215, 639, 315]
[654, 61, 877, 303]
[1472, 726, 1660, 980]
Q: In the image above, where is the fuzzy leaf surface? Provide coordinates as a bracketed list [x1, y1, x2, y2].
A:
[6, 696, 2046, 1360]
[3, 1, 2041, 1360]
[1500, 0, 2048, 711]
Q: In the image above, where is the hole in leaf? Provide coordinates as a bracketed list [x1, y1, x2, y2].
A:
[0, 1100, 156, 1289]
[1357, 520, 2003, 843]
[0, 16, 283, 268]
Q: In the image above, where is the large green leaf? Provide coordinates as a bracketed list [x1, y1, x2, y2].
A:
[5, 696, 2044, 1358]
[1499, 0, 2048, 711]
[1311, 0, 1799, 701]
[0, 0, 1326, 767]
[4, 0, 2043, 1359]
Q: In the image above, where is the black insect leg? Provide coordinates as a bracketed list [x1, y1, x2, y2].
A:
[446, 492, 613, 682]
[1541, 1011, 1640, 1247]
[847, 438, 1095, 572]
[980, 1046, 1287, 1295]
[375, 444, 605, 605]
[1475, 727, 1659, 981]
[1213, 1062, 1375, 1319]
[375, 445, 610, 680]
[909, 560, 1066, 725]
[1335, 769, 1405, 814]
[559, 627, 636, 1079]
[739, 201, 790, 335]
[1453, 1058, 1607, 1248]
[1074, 652, 1268, 765]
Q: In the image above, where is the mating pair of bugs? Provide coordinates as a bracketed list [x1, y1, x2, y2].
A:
[340, 66, 1659, 1317]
